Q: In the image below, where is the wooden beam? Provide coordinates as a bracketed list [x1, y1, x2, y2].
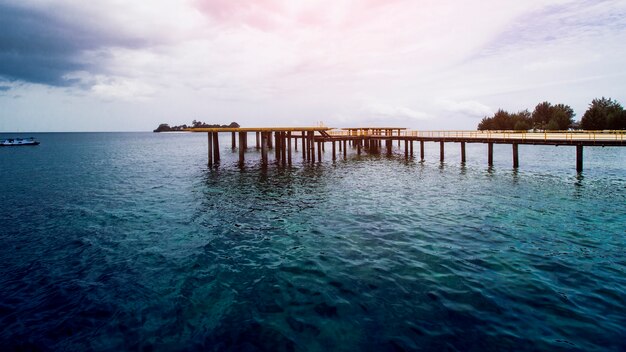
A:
[213, 132, 220, 162]
[287, 132, 292, 165]
[461, 142, 466, 163]
[238, 132, 245, 164]
[440, 141, 445, 162]
[207, 132, 213, 166]
[281, 132, 287, 165]
[261, 132, 268, 165]
[310, 132, 315, 162]
[512, 143, 519, 168]
[275, 132, 280, 160]
[404, 139, 409, 159]
[317, 141, 322, 162]
[302, 131, 306, 160]
[576, 145, 583, 172]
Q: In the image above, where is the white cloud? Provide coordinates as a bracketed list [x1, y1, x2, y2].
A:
[90, 76, 156, 101]
[363, 103, 430, 121]
[438, 99, 493, 117]
[1, 0, 626, 130]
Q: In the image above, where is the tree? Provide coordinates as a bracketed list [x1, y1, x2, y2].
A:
[477, 109, 532, 130]
[531, 102, 575, 130]
[532, 102, 552, 129]
[580, 97, 625, 130]
[552, 104, 575, 130]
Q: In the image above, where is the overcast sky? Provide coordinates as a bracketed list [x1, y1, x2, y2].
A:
[1, 0, 625, 131]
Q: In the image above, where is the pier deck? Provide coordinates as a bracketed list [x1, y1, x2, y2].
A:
[189, 127, 625, 172]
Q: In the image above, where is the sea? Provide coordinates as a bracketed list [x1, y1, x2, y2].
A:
[0, 132, 625, 351]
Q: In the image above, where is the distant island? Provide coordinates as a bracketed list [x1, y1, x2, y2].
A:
[153, 120, 240, 132]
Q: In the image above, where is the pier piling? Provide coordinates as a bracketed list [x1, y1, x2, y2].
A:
[440, 141, 445, 162]
[207, 133, 213, 165]
[213, 132, 220, 162]
[310, 132, 315, 162]
[405, 139, 409, 159]
[238, 132, 245, 164]
[191, 127, 623, 171]
[302, 131, 306, 160]
[287, 132, 292, 165]
[461, 142, 466, 163]
[281, 132, 287, 165]
[317, 141, 322, 162]
[576, 145, 583, 172]
[261, 132, 268, 165]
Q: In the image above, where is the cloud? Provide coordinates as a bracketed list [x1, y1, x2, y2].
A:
[476, 0, 626, 57]
[1, 0, 625, 131]
[438, 99, 493, 118]
[363, 103, 430, 121]
[0, 2, 147, 87]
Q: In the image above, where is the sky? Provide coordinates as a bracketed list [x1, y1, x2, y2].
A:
[0, 0, 625, 132]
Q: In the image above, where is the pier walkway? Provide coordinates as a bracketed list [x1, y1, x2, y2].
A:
[190, 127, 625, 172]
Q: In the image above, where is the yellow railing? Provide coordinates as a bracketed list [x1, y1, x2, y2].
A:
[327, 130, 625, 142]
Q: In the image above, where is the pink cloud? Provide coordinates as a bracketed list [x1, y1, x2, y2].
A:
[194, 0, 408, 31]
[194, 0, 285, 30]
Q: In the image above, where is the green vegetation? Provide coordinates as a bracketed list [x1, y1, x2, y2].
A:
[478, 102, 575, 131]
[531, 102, 575, 130]
[580, 97, 626, 130]
[477, 109, 532, 131]
[478, 97, 625, 130]
[154, 120, 240, 132]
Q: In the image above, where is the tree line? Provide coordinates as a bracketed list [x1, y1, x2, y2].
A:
[477, 97, 626, 130]
[154, 120, 240, 132]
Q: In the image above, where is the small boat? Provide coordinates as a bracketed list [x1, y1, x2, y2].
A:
[0, 137, 40, 146]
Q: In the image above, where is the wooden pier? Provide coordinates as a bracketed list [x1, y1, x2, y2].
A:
[190, 127, 625, 172]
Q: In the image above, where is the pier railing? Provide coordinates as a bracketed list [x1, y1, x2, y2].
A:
[328, 129, 625, 142]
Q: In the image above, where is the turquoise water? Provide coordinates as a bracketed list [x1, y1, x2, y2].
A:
[1, 132, 625, 351]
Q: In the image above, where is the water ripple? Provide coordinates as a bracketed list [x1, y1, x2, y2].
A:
[1, 133, 625, 351]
